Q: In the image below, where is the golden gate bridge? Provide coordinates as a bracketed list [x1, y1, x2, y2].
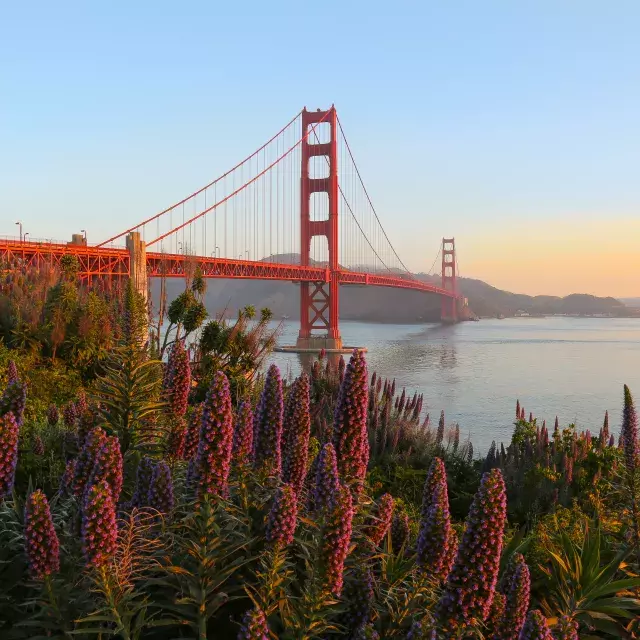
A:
[0, 106, 464, 351]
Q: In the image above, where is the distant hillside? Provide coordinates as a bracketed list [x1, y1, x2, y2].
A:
[151, 255, 633, 322]
[620, 297, 640, 308]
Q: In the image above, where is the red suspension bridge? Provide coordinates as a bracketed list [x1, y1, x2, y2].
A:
[1, 106, 464, 351]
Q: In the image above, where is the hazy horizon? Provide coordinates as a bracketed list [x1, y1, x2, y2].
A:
[2, 2, 639, 298]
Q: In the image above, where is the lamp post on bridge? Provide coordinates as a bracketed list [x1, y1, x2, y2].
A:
[15, 221, 22, 242]
[245, 249, 250, 260]
[81, 229, 87, 245]
[23, 233, 29, 242]
[215, 246, 220, 257]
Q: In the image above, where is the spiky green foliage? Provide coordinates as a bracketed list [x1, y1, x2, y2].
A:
[92, 346, 165, 453]
[538, 519, 640, 638]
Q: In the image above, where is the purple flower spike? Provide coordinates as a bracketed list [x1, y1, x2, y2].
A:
[265, 483, 298, 549]
[437, 468, 507, 631]
[60, 459, 77, 495]
[321, 482, 354, 596]
[314, 443, 340, 514]
[6, 360, 18, 384]
[47, 404, 59, 426]
[333, 349, 369, 498]
[498, 553, 531, 640]
[391, 511, 410, 554]
[81, 480, 117, 568]
[196, 370, 234, 500]
[89, 436, 123, 504]
[621, 385, 638, 476]
[366, 493, 394, 546]
[166, 418, 187, 460]
[184, 403, 204, 461]
[518, 609, 552, 640]
[282, 374, 311, 494]
[552, 615, 578, 640]
[73, 427, 107, 499]
[32, 434, 44, 456]
[24, 490, 60, 579]
[166, 340, 191, 417]
[237, 604, 270, 639]
[233, 400, 254, 466]
[486, 592, 506, 639]
[416, 482, 452, 581]
[0, 381, 26, 427]
[253, 364, 284, 477]
[131, 456, 155, 508]
[63, 402, 77, 428]
[0, 412, 19, 499]
[343, 565, 374, 630]
[148, 460, 174, 515]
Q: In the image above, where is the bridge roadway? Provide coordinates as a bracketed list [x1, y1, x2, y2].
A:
[0, 238, 456, 298]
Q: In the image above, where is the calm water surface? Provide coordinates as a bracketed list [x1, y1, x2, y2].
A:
[269, 318, 640, 453]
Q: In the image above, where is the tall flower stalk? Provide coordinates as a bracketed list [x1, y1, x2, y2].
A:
[233, 400, 254, 467]
[148, 460, 175, 515]
[24, 490, 60, 579]
[195, 370, 233, 500]
[321, 482, 354, 596]
[497, 553, 531, 640]
[253, 364, 284, 477]
[333, 349, 369, 498]
[0, 412, 19, 499]
[282, 374, 311, 494]
[265, 483, 298, 549]
[437, 468, 507, 631]
[81, 480, 117, 568]
[365, 493, 394, 546]
[313, 443, 340, 514]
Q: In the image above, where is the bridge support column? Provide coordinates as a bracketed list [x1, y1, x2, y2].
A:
[296, 106, 342, 351]
[441, 237, 458, 324]
[126, 231, 149, 327]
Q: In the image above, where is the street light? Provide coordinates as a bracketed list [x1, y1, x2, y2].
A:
[23, 233, 29, 242]
[15, 221, 22, 242]
[81, 229, 87, 244]
[215, 246, 220, 257]
[177, 241, 183, 252]
[245, 249, 250, 260]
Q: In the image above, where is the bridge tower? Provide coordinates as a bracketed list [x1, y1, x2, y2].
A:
[296, 106, 342, 350]
[441, 237, 458, 323]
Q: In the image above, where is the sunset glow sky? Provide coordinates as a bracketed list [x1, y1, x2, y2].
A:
[1, 1, 639, 298]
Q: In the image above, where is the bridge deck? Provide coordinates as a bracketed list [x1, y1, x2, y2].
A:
[0, 239, 457, 298]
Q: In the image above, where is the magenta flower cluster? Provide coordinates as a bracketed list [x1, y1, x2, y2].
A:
[333, 349, 369, 498]
[265, 483, 298, 549]
[497, 553, 531, 640]
[24, 490, 60, 579]
[416, 483, 452, 581]
[131, 456, 155, 508]
[148, 460, 175, 514]
[232, 400, 254, 467]
[72, 428, 107, 499]
[0, 412, 19, 498]
[195, 370, 234, 500]
[237, 604, 270, 639]
[282, 374, 311, 494]
[313, 443, 340, 514]
[1, 381, 27, 427]
[321, 482, 354, 596]
[253, 364, 284, 477]
[166, 340, 191, 417]
[343, 565, 375, 631]
[167, 419, 187, 461]
[437, 468, 507, 630]
[552, 615, 578, 640]
[416, 458, 452, 579]
[366, 492, 394, 546]
[184, 403, 204, 461]
[63, 402, 77, 428]
[621, 384, 638, 476]
[518, 609, 552, 639]
[7, 360, 18, 384]
[32, 435, 44, 456]
[90, 435, 123, 504]
[47, 404, 59, 426]
[391, 511, 410, 553]
[81, 480, 118, 567]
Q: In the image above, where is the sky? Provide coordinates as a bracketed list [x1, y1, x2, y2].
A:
[1, 1, 639, 297]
